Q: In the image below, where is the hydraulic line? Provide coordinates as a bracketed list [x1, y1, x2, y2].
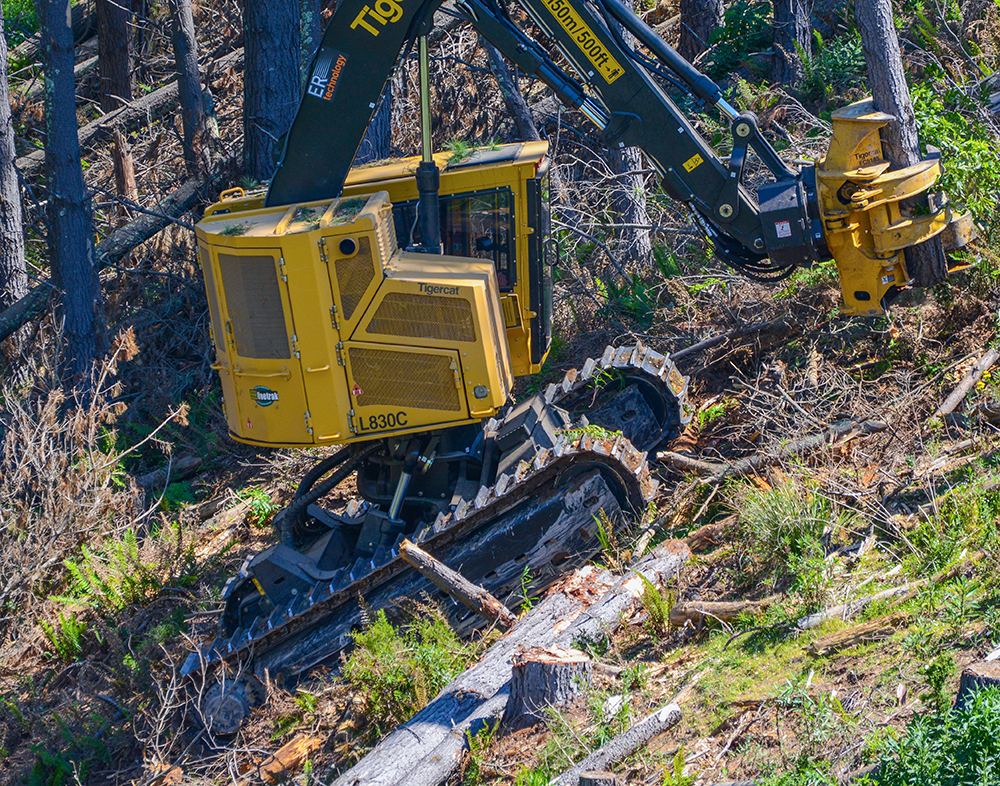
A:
[293, 446, 353, 500]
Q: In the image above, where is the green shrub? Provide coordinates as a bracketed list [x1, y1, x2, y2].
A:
[803, 32, 867, 103]
[911, 82, 1000, 236]
[58, 529, 161, 611]
[2, 0, 39, 46]
[342, 607, 473, 736]
[705, 0, 773, 79]
[872, 686, 1000, 784]
[39, 612, 87, 663]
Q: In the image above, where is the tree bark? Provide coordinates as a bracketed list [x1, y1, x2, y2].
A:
[353, 85, 391, 165]
[166, 0, 209, 177]
[679, 0, 722, 62]
[503, 646, 592, 729]
[300, 0, 322, 87]
[804, 611, 909, 656]
[38, 0, 105, 378]
[10, 0, 96, 64]
[399, 539, 517, 631]
[483, 39, 540, 142]
[855, 0, 948, 287]
[580, 773, 624, 786]
[551, 703, 683, 786]
[955, 661, 1000, 713]
[607, 0, 652, 268]
[0, 4, 27, 316]
[97, 0, 137, 217]
[243, 0, 300, 182]
[772, 0, 812, 86]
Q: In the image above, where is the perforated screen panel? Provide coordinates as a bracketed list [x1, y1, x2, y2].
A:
[351, 347, 461, 412]
[335, 236, 375, 321]
[366, 292, 476, 343]
[217, 253, 290, 359]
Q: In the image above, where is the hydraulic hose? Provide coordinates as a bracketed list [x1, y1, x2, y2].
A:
[278, 443, 381, 547]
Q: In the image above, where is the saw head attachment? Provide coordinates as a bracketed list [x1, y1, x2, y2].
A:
[815, 97, 975, 316]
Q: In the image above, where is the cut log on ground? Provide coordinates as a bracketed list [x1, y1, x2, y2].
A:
[671, 318, 798, 362]
[805, 612, 909, 657]
[933, 348, 1000, 418]
[503, 646, 591, 729]
[579, 772, 623, 786]
[955, 660, 1000, 713]
[399, 539, 517, 631]
[551, 703, 682, 786]
[659, 420, 887, 482]
[239, 735, 321, 786]
[796, 582, 916, 630]
[0, 163, 235, 343]
[14, 48, 243, 179]
[669, 599, 771, 628]
[329, 542, 691, 786]
[136, 454, 203, 489]
[683, 517, 734, 552]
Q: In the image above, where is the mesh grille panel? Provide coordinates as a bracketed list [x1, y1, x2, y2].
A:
[335, 236, 375, 321]
[366, 293, 476, 342]
[217, 253, 290, 359]
[351, 348, 461, 412]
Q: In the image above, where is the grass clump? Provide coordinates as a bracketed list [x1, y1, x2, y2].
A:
[342, 606, 474, 736]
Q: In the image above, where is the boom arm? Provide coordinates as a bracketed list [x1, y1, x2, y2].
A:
[267, 0, 969, 303]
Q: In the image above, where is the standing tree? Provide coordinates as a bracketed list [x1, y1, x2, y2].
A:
[96, 0, 138, 211]
[167, 0, 212, 177]
[354, 86, 391, 165]
[679, 0, 723, 62]
[38, 0, 104, 377]
[855, 0, 947, 287]
[0, 4, 27, 318]
[244, 0, 301, 182]
[772, 0, 812, 86]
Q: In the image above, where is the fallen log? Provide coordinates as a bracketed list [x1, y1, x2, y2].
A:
[658, 420, 888, 482]
[14, 47, 243, 178]
[933, 348, 1000, 418]
[683, 518, 730, 552]
[580, 772, 623, 786]
[329, 542, 691, 786]
[399, 539, 517, 631]
[0, 165, 234, 343]
[240, 735, 321, 786]
[796, 582, 916, 631]
[669, 599, 770, 628]
[503, 646, 591, 729]
[136, 454, 203, 489]
[805, 612, 909, 657]
[955, 660, 1000, 713]
[550, 703, 683, 786]
[10, 0, 96, 64]
[670, 318, 796, 362]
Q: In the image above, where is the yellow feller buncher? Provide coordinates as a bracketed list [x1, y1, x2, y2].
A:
[184, 0, 973, 728]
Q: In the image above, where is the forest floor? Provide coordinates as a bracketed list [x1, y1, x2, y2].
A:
[3, 0, 1000, 782]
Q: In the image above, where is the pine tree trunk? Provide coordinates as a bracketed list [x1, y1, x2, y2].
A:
[0, 5, 27, 315]
[772, 0, 812, 86]
[353, 86, 391, 165]
[300, 0, 322, 86]
[97, 0, 136, 219]
[38, 0, 104, 378]
[679, 0, 723, 62]
[244, 0, 301, 182]
[167, 0, 209, 177]
[855, 0, 948, 288]
[607, 0, 652, 269]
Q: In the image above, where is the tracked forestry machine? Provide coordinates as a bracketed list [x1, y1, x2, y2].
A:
[186, 0, 973, 724]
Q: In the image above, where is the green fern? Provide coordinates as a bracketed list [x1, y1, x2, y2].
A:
[58, 531, 160, 610]
[636, 572, 672, 631]
[40, 612, 88, 663]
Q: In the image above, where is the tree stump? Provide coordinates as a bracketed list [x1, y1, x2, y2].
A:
[580, 772, 623, 786]
[955, 660, 1000, 713]
[503, 646, 592, 729]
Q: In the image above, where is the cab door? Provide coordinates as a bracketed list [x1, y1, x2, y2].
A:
[211, 248, 312, 445]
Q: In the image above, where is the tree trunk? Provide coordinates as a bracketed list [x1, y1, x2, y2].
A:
[38, 0, 104, 379]
[166, 0, 210, 177]
[771, 0, 812, 86]
[97, 0, 137, 219]
[679, 0, 722, 62]
[580, 773, 624, 786]
[607, 0, 652, 269]
[0, 4, 27, 316]
[503, 647, 592, 729]
[955, 661, 1000, 713]
[353, 85, 391, 165]
[244, 0, 300, 182]
[300, 0, 322, 87]
[484, 39, 540, 142]
[855, 0, 948, 287]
